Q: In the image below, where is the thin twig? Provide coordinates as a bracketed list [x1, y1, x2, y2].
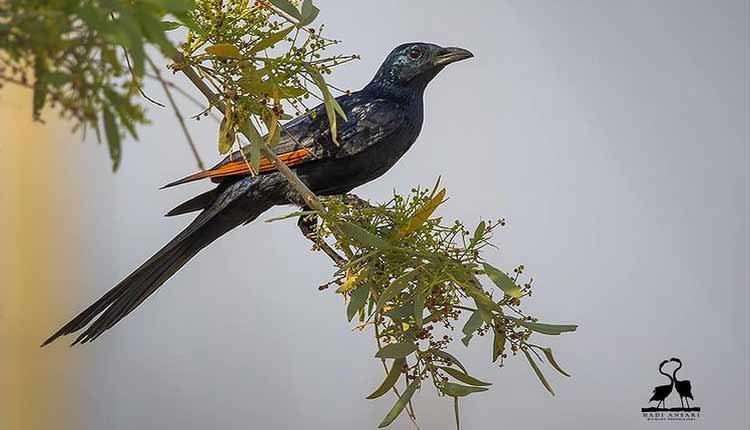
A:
[121, 48, 165, 108]
[147, 56, 205, 170]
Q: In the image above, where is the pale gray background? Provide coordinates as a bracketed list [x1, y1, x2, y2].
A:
[41, 1, 748, 429]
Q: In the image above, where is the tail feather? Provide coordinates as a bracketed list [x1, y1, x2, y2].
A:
[43, 185, 273, 346]
[165, 187, 224, 217]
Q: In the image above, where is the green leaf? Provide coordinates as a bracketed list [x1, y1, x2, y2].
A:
[306, 66, 346, 144]
[506, 316, 578, 336]
[413, 292, 426, 329]
[376, 271, 416, 312]
[239, 123, 264, 172]
[523, 349, 555, 396]
[482, 263, 522, 298]
[375, 342, 418, 359]
[347, 284, 369, 322]
[470, 220, 485, 247]
[366, 358, 405, 399]
[161, 20, 182, 31]
[394, 188, 446, 239]
[385, 302, 414, 320]
[117, 11, 145, 76]
[492, 328, 506, 363]
[43, 72, 71, 86]
[102, 107, 121, 171]
[206, 43, 241, 58]
[442, 382, 488, 398]
[340, 221, 389, 249]
[461, 310, 483, 337]
[541, 347, 571, 377]
[299, 0, 320, 26]
[433, 350, 469, 374]
[437, 366, 492, 387]
[250, 26, 294, 53]
[218, 117, 234, 154]
[377, 379, 419, 428]
[461, 334, 473, 347]
[269, 0, 302, 20]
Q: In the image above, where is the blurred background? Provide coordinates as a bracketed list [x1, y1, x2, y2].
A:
[1, 1, 747, 429]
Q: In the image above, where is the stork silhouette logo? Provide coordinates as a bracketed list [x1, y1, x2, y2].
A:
[641, 357, 701, 421]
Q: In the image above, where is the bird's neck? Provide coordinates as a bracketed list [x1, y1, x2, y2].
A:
[362, 79, 425, 105]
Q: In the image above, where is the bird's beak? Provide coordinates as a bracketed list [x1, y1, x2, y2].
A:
[433, 47, 474, 67]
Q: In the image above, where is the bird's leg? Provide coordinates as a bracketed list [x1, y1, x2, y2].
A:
[297, 208, 347, 267]
[342, 193, 375, 209]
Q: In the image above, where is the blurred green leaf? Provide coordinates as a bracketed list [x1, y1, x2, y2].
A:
[492, 327, 505, 362]
[206, 43, 241, 58]
[376, 271, 416, 312]
[102, 107, 121, 171]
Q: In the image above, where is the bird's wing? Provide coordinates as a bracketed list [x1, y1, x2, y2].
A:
[162, 94, 402, 188]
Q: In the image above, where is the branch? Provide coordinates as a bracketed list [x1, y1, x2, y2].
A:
[172, 52, 326, 213]
[147, 56, 205, 170]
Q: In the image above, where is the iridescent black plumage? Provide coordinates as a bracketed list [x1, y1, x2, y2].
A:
[43, 43, 473, 345]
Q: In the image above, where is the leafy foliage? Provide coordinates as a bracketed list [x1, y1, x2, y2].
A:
[304, 181, 578, 427]
[0, 0, 194, 170]
[177, 0, 357, 169]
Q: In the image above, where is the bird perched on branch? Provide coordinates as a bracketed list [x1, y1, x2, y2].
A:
[43, 42, 473, 346]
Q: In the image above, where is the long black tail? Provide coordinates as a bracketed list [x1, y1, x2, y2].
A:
[42, 191, 272, 346]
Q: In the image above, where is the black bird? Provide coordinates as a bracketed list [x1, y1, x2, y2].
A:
[670, 358, 694, 408]
[648, 360, 674, 409]
[43, 42, 473, 346]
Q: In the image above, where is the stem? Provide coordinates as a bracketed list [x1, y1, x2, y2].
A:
[148, 56, 205, 170]
[173, 52, 325, 213]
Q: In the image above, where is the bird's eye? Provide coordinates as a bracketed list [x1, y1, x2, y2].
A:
[408, 48, 422, 60]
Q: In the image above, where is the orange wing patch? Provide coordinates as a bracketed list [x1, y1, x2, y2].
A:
[162, 148, 311, 189]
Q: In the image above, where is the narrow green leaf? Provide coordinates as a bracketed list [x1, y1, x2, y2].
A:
[340, 221, 389, 249]
[385, 302, 414, 321]
[482, 263, 522, 298]
[441, 382, 488, 397]
[299, 0, 320, 26]
[269, 0, 302, 20]
[461, 334, 473, 347]
[306, 66, 345, 144]
[506, 316, 578, 336]
[437, 366, 492, 387]
[161, 20, 182, 31]
[433, 350, 469, 374]
[102, 107, 121, 171]
[542, 347, 571, 377]
[492, 327, 506, 363]
[376, 271, 416, 312]
[347, 284, 369, 322]
[375, 342, 418, 359]
[206, 43, 241, 58]
[239, 123, 264, 172]
[523, 349, 555, 396]
[43, 72, 71, 86]
[461, 311, 483, 336]
[413, 292, 426, 329]
[366, 358, 405, 399]
[218, 117, 234, 154]
[250, 26, 294, 53]
[377, 379, 419, 428]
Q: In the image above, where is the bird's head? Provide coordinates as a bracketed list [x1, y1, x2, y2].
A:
[369, 42, 473, 94]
